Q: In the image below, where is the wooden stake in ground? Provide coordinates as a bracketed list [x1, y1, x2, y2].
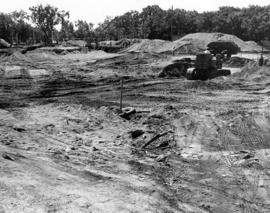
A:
[120, 77, 123, 112]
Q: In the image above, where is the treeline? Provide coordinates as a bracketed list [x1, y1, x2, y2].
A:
[0, 5, 95, 45]
[1, 4, 270, 45]
[98, 5, 270, 42]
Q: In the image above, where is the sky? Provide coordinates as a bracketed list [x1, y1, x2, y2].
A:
[1, 0, 270, 26]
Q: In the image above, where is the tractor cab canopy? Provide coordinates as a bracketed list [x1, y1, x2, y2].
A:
[207, 41, 240, 55]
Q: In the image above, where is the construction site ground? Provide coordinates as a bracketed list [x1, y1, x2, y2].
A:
[1, 51, 270, 213]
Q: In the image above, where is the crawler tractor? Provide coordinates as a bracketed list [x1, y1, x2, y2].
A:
[160, 41, 240, 80]
[186, 52, 231, 80]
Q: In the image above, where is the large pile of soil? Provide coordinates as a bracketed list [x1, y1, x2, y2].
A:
[125, 33, 264, 54]
[0, 38, 10, 48]
[34, 46, 81, 54]
[7, 52, 33, 63]
[26, 50, 60, 61]
[126, 39, 174, 53]
[25, 49, 122, 63]
[233, 61, 270, 82]
[125, 39, 199, 54]
[177, 33, 263, 52]
[65, 40, 87, 47]
[0, 65, 50, 79]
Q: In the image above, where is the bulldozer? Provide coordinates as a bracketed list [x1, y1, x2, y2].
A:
[160, 41, 240, 80]
[186, 52, 231, 80]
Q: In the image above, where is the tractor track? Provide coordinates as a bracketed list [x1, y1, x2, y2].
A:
[165, 113, 270, 212]
[213, 114, 270, 212]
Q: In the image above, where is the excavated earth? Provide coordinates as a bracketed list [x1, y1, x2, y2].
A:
[0, 51, 270, 213]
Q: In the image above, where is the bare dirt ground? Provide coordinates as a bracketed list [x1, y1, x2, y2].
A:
[1, 51, 270, 213]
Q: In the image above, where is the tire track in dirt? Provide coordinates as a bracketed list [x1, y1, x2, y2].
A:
[171, 114, 239, 212]
[213, 113, 270, 212]
[169, 111, 270, 212]
[217, 124, 259, 213]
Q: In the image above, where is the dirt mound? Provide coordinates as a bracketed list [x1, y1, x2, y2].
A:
[126, 39, 174, 53]
[24, 46, 83, 61]
[127, 38, 142, 45]
[62, 50, 121, 62]
[125, 39, 198, 54]
[0, 51, 33, 64]
[233, 61, 270, 82]
[34, 46, 81, 54]
[177, 33, 264, 52]
[25, 50, 121, 63]
[0, 38, 10, 48]
[0, 65, 50, 80]
[7, 52, 33, 63]
[26, 50, 60, 61]
[0, 66, 30, 78]
[65, 40, 87, 47]
[245, 41, 262, 50]
[83, 50, 115, 58]
[233, 61, 258, 78]
[125, 33, 263, 54]
[172, 40, 202, 54]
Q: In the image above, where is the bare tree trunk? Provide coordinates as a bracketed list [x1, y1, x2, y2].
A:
[170, 5, 173, 41]
[32, 30, 35, 45]
[51, 31, 53, 45]
[11, 31, 14, 46]
[16, 32, 19, 48]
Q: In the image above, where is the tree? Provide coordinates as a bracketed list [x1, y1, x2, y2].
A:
[196, 12, 216, 32]
[139, 5, 167, 39]
[1, 3, 269, 46]
[10, 10, 31, 45]
[95, 16, 114, 41]
[240, 5, 270, 41]
[59, 20, 74, 41]
[167, 9, 198, 40]
[0, 13, 14, 43]
[74, 20, 94, 42]
[29, 4, 69, 44]
[111, 11, 140, 39]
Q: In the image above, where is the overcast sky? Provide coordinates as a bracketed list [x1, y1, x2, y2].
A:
[1, 0, 270, 26]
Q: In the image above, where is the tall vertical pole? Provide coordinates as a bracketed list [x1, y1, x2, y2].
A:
[51, 30, 54, 45]
[120, 77, 123, 112]
[170, 5, 173, 41]
[16, 33, 19, 49]
[32, 30, 35, 44]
